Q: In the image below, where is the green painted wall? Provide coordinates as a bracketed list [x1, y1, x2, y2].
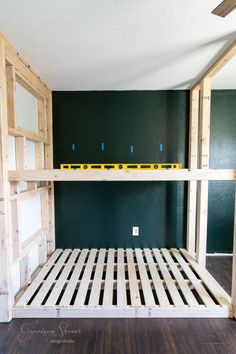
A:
[52, 90, 236, 252]
[208, 91, 236, 252]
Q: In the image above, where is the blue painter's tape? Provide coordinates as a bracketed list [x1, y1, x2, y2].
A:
[160, 144, 163, 152]
[72, 143, 76, 151]
[130, 145, 134, 153]
[101, 143, 105, 151]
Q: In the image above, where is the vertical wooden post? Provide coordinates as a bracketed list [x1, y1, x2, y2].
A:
[0, 38, 13, 322]
[6, 65, 16, 129]
[38, 235, 47, 265]
[232, 187, 236, 319]
[38, 97, 47, 139]
[20, 255, 31, 288]
[196, 77, 212, 267]
[186, 89, 199, 255]
[45, 93, 55, 254]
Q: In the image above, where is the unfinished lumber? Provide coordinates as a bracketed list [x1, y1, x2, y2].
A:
[7, 168, 236, 182]
[196, 78, 211, 267]
[187, 89, 199, 255]
[192, 40, 236, 90]
[0, 38, 14, 322]
[6, 65, 16, 128]
[14, 248, 233, 318]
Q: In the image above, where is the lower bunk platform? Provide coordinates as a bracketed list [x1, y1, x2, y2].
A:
[14, 248, 233, 318]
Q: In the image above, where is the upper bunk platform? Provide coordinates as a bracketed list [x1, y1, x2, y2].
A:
[8, 168, 236, 182]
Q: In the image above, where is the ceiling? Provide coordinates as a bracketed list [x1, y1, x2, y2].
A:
[1, 0, 236, 90]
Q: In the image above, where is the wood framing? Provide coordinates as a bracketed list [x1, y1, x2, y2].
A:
[188, 39, 236, 273]
[0, 33, 54, 322]
[13, 248, 232, 318]
[1, 33, 236, 322]
[186, 89, 199, 255]
[7, 168, 236, 182]
[192, 40, 236, 90]
[190, 40, 236, 269]
[0, 35, 14, 322]
[196, 78, 212, 267]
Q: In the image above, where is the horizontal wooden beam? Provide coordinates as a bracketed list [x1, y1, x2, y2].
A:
[8, 169, 236, 182]
[192, 40, 236, 90]
[8, 127, 48, 143]
[11, 186, 49, 200]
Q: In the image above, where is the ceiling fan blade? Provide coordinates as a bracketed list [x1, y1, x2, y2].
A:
[212, 0, 236, 17]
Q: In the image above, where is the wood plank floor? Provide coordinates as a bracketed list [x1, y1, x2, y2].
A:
[0, 256, 235, 354]
[14, 248, 232, 318]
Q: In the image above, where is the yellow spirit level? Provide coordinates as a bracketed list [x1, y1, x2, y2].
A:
[60, 163, 182, 170]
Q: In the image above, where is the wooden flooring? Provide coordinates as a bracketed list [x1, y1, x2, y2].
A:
[0, 256, 235, 354]
[14, 248, 232, 318]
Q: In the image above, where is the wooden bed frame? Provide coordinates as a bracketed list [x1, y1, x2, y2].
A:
[0, 33, 235, 321]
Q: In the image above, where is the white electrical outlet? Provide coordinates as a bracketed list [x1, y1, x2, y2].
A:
[132, 226, 139, 236]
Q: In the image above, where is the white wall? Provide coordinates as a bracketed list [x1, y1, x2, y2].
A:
[7, 135, 16, 170]
[29, 245, 39, 275]
[19, 195, 42, 243]
[26, 140, 36, 170]
[15, 81, 38, 132]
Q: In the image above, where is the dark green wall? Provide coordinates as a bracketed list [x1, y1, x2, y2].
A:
[208, 91, 236, 252]
[52, 90, 236, 252]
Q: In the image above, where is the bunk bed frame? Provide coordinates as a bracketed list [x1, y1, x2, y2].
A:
[0, 33, 236, 322]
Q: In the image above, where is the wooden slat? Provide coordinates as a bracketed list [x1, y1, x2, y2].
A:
[126, 249, 141, 306]
[161, 249, 198, 307]
[153, 249, 185, 307]
[144, 249, 170, 307]
[60, 249, 88, 306]
[181, 249, 231, 307]
[45, 249, 80, 306]
[117, 249, 127, 307]
[135, 249, 155, 306]
[14, 248, 233, 318]
[103, 249, 115, 306]
[74, 249, 97, 306]
[16, 249, 63, 306]
[31, 249, 71, 306]
[89, 249, 106, 306]
[171, 249, 216, 307]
